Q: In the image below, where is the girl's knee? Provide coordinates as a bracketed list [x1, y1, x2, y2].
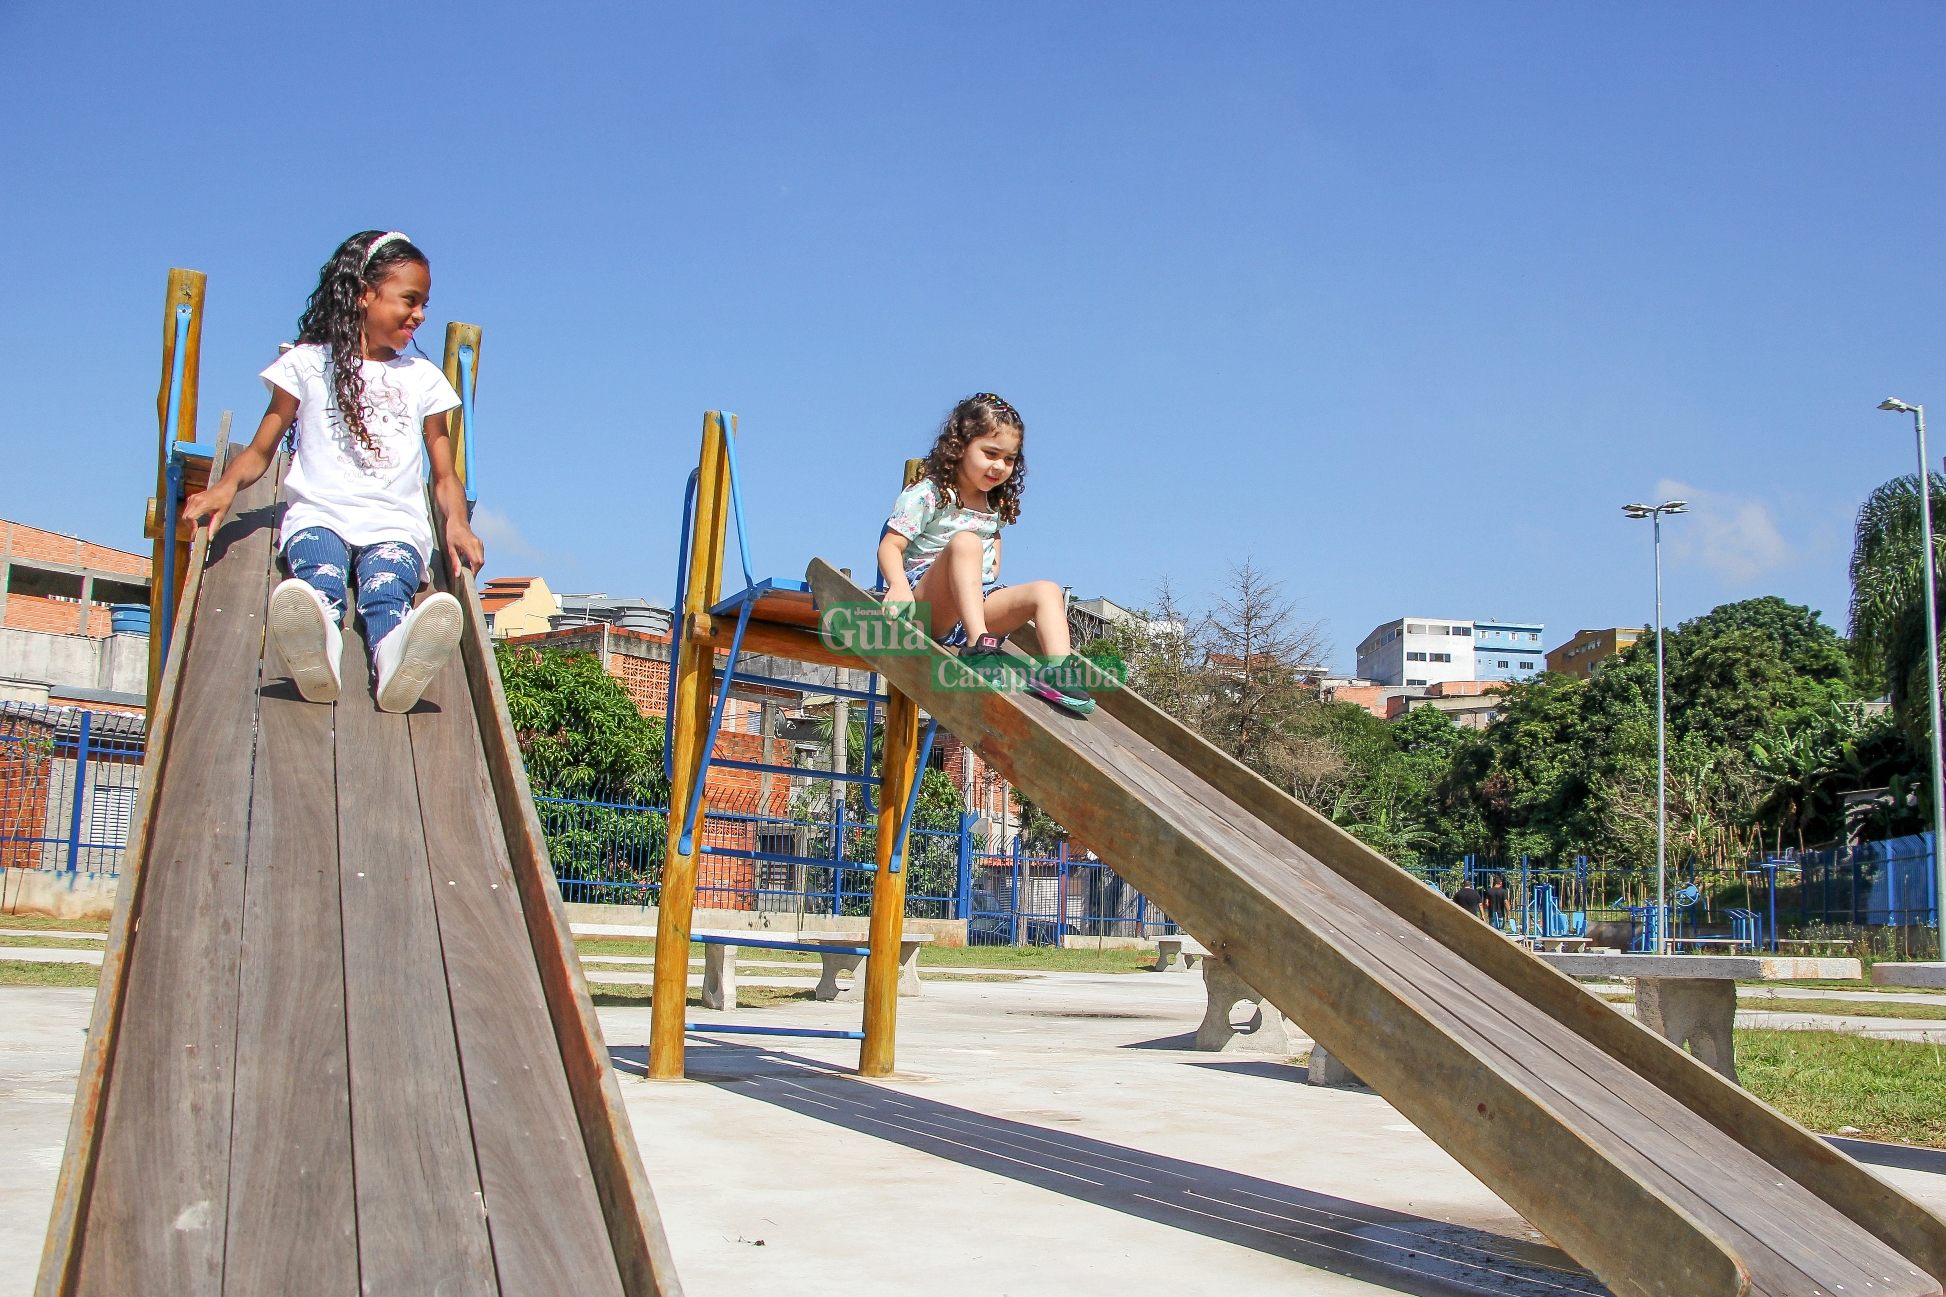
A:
[944, 530, 983, 556]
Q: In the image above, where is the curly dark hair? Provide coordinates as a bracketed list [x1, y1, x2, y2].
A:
[922, 393, 1027, 524]
[294, 230, 429, 453]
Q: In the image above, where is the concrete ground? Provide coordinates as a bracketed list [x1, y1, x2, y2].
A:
[5, 971, 1946, 1296]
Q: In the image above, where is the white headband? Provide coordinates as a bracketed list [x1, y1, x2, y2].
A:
[362, 231, 410, 266]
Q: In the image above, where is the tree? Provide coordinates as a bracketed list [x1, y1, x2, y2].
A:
[1850, 473, 1946, 743]
[497, 645, 669, 803]
[1199, 560, 1329, 788]
[497, 646, 672, 902]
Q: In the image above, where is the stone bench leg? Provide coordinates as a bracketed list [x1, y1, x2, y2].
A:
[1633, 978, 1738, 1081]
[897, 941, 924, 997]
[1307, 1043, 1363, 1087]
[701, 944, 738, 1011]
[816, 952, 867, 1002]
[1193, 956, 1291, 1053]
[1152, 940, 1183, 973]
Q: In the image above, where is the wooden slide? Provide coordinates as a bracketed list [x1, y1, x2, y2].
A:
[36, 463, 682, 1296]
[808, 558, 1946, 1297]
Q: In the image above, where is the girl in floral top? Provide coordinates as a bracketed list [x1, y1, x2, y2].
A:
[878, 393, 1095, 715]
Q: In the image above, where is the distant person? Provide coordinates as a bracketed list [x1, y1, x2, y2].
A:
[877, 393, 1096, 714]
[184, 230, 483, 712]
[1452, 882, 1486, 919]
[1484, 875, 1510, 926]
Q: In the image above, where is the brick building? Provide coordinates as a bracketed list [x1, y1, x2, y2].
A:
[504, 622, 1025, 910]
[0, 519, 152, 713]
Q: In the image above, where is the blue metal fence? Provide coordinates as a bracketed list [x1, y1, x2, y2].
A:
[0, 703, 147, 875]
[534, 793, 1178, 944]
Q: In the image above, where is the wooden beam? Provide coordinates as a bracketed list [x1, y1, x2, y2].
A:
[147, 268, 205, 710]
[859, 687, 920, 1076]
[650, 413, 731, 1080]
[440, 323, 483, 499]
[436, 494, 687, 1296]
[687, 614, 858, 671]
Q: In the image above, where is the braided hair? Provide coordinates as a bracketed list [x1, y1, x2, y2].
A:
[922, 393, 1027, 524]
[294, 230, 429, 453]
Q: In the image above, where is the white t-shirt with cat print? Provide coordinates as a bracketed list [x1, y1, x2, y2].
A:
[261, 343, 461, 566]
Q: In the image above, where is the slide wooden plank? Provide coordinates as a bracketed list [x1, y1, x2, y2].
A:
[334, 628, 497, 1296]
[408, 636, 627, 1297]
[222, 612, 356, 1291]
[808, 558, 1946, 1297]
[71, 479, 279, 1296]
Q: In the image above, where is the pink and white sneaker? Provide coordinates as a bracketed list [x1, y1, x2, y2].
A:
[372, 592, 463, 714]
[268, 578, 343, 704]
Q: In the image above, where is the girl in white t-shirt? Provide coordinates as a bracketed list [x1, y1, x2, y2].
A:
[184, 230, 484, 713]
[877, 393, 1096, 715]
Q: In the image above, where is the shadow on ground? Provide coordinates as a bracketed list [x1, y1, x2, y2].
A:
[613, 1042, 1605, 1297]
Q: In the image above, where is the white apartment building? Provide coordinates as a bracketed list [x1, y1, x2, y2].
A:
[1354, 617, 1478, 689]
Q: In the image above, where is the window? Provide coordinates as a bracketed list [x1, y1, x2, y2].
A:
[1406, 651, 1427, 661]
[1453, 627, 1472, 637]
[1497, 660, 1509, 669]
[1406, 678, 1427, 686]
[1519, 661, 1535, 669]
[1430, 652, 1451, 663]
[1406, 623, 1427, 635]
[86, 784, 138, 848]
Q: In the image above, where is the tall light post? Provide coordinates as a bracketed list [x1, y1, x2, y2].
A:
[1878, 398, 1946, 940]
[1624, 499, 1688, 954]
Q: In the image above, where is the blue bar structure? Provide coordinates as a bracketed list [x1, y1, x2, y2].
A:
[456, 342, 479, 504]
[652, 415, 939, 1072]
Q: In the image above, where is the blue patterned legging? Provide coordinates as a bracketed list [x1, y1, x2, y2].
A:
[282, 527, 424, 652]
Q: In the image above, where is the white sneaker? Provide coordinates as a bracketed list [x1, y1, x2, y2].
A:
[373, 592, 463, 714]
[268, 578, 343, 703]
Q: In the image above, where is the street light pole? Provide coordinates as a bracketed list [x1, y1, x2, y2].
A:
[1625, 500, 1688, 954]
[1880, 399, 1946, 940]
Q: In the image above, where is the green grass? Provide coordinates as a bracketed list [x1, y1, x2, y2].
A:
[573, 935, 1156, 974]
[1737, 1029, 1946, 1147]
[586, 982, 815, 1009]
[0, 935, 110, 952]
[1758, 978, 1946, 995]
[0, 914, 109, 933]
[1599, 991, 1946, 1021]
[0, 960, 101, 988]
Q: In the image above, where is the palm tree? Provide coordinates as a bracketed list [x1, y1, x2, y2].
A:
[1849, 473, 1946, 741]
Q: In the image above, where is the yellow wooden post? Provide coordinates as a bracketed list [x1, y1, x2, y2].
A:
[146, 269, 205, 710]
[859, 454, 932, 1076]
[859, 686, 922, 1076]
[440, 322, 483, 497]
[648, 412, 733, 1079]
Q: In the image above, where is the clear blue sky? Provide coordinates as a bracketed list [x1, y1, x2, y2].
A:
[4, 3, 1942, 672]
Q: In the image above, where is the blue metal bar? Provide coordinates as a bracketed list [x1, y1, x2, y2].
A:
[691, 934, 869, 956]
[157, 304, 193, 666]
[664, 469, 700, 785]
[710, 757, 879, 785]
[457, 343, 479, 503]
[677, 597, 755, 856]
[708, 577, 810, 616]
[685, 1023, 865, 1040]
[887, 719, 940, 874]
[711, 667, 885, 704]
[700, 845, 868, 871]
[860, 673, 880, 814]
[65, 710, 92, 873]
[715, 410, 757, 592]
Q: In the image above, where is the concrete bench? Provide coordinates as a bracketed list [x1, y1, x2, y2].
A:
[1537, 953, 1862, 1081]
[1872, 962, 1946, 990]
[1152, 933, 1210, 973]
[796, 933, 935, 1002]
[1193, 954, 1290, 1053]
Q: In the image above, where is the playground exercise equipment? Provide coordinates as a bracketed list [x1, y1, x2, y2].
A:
[38, 274, 680, 1296]
[809, 559, 1946, 1297]
[653, 413, 937, 1078]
